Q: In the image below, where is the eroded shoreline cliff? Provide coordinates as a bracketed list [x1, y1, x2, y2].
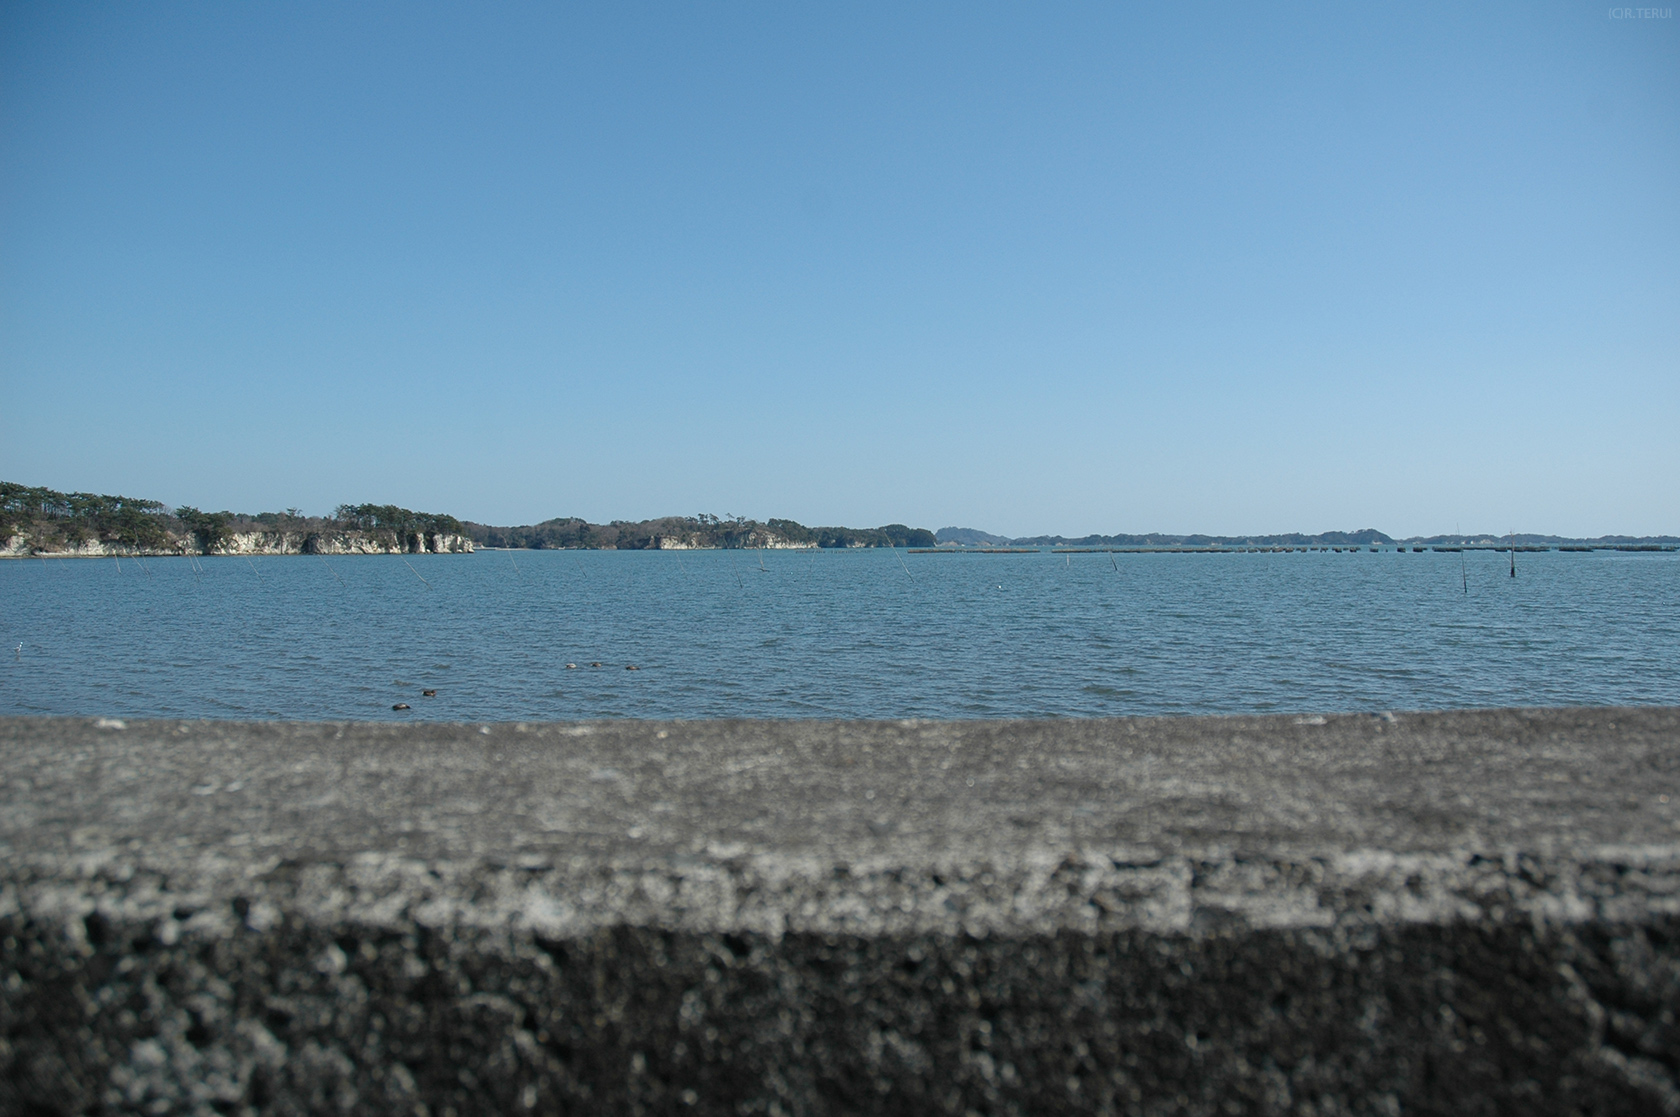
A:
[2, 528, 473, 558]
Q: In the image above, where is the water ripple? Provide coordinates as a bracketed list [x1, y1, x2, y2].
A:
[1, 548, 1676, 720]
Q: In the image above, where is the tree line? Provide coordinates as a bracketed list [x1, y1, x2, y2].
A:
[1, 481, 465, 554]
[465, 514, 936, 550]
[3, 481, 936, 554]
[2, 482, 173, 550]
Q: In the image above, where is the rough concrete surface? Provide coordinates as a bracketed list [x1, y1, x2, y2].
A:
[2, 709, 1678, 1116]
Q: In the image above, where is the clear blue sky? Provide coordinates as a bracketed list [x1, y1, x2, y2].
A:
[2, 2, 1675, 537]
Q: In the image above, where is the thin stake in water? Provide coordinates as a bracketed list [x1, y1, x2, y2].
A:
[246, 557, 263, 580]
[402, 557, 431, 589]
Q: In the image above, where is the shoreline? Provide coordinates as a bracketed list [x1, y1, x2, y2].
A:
[11, 542, 1674, 558]
[1, 528, 474, 559]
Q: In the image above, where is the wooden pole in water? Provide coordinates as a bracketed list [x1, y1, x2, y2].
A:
[1509, 530, 1516, 578]
[400, 557, 428, 589]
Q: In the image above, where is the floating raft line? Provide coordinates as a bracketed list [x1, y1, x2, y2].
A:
[907, 548, 1040, 554]
[902, 544, 1668, 556]
[912, 546, 1319, 555]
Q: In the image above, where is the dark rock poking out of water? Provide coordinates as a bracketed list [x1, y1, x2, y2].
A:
[3, 709, 1679, 1116]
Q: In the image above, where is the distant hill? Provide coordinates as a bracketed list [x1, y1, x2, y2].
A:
[935, 527, 1013, 546]
[1010, 528, 1396, 547]
[928, 526, 1680, 548]
[940, 528, 1398, 547]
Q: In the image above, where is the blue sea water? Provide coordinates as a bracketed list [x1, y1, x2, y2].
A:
[1, 547, 1676, 721]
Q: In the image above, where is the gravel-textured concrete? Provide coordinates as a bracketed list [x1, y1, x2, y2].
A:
[3, 709, 1679, 1115]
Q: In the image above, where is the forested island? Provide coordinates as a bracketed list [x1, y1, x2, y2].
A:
[465, 514, 936, 550]
[1, 482, 470, 556]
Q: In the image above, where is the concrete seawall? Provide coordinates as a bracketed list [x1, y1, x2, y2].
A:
[3, 710, 1678, 1115]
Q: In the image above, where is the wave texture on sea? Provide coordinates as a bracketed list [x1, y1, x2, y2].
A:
[3, 547, 1677, 720]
